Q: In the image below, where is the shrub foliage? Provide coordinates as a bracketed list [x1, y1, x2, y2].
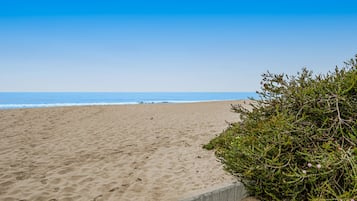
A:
[204, 55, 357, 200]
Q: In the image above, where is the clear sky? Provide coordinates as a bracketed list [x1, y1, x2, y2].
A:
[1, 0, 356, 92]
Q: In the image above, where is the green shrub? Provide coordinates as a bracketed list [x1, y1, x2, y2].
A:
[205, 55, 357, 200]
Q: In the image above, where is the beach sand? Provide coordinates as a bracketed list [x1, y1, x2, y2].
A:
[0, 100, 251, 201]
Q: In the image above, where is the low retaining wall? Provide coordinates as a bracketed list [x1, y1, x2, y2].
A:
[179, 182, 247, 201]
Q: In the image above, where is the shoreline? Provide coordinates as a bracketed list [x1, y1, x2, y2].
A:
[0, 99, 250, 110]
[0, 100, 251, 201]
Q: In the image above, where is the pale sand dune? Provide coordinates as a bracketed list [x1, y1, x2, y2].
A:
[0, 100, 251, 201]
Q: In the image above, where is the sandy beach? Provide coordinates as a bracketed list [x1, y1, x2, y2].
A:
[0, 100, 250, 201]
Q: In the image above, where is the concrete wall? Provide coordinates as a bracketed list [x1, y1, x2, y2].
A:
[179, 182, 247, 201]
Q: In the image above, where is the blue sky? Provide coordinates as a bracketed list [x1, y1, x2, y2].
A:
[1, 0, 356, 92]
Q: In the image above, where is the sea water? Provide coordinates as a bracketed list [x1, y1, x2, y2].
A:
[0, 92, 258, 109]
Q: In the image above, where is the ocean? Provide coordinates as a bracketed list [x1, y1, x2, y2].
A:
[0, 92, 258, 109]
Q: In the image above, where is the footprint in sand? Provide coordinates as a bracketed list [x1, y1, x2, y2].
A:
[50, 178, 61, 185]
[57, 167, 74, 175]
[62, 186, 75, 193]
[69, 175, 85, 181]
[78, 177, 94, 186]
[15, 171, 30, 180]
[93, 194, 103, 201]
[40, 179, 47, 184]
[108, 187, 119, 192]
